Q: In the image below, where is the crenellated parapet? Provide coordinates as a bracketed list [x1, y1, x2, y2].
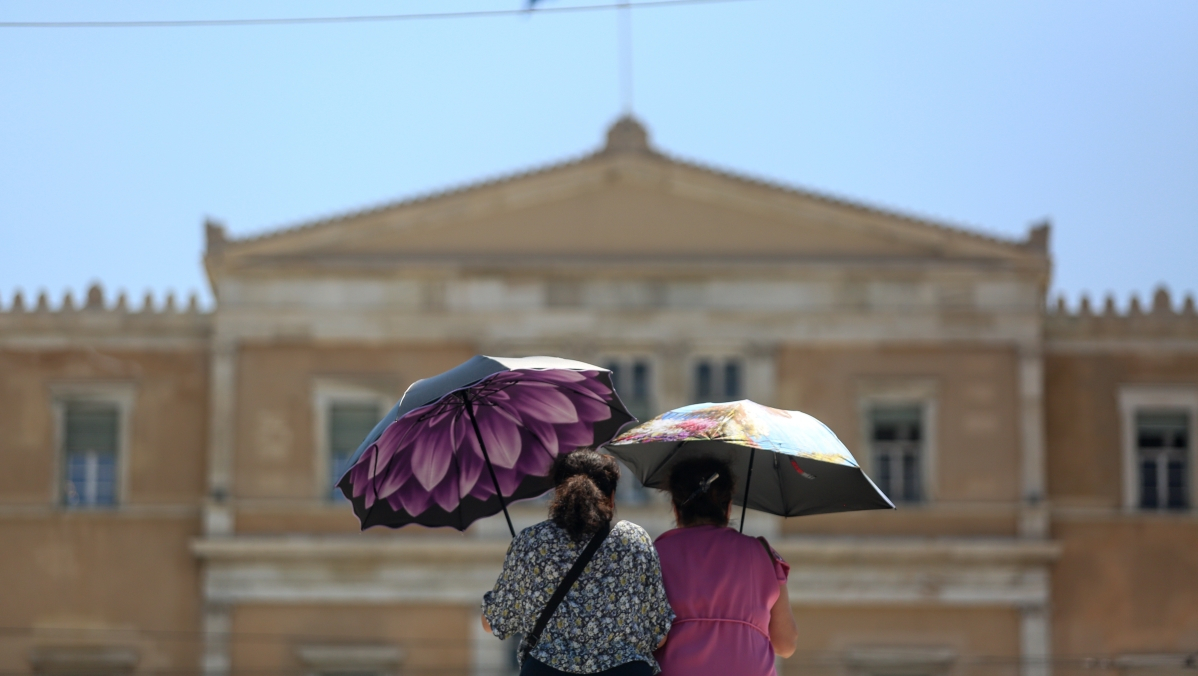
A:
[1046, 287, 1198, 343]
[0, 283, 211, 348]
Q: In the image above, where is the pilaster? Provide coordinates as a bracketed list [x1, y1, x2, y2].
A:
[1018, 345, 1048, 538]
[205, 337, 237, 535]
[201, 603, 231, 676]
[1020, 603, 1051, 676]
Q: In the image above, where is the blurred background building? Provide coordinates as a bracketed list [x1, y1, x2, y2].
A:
[2, 118, 1196, 676]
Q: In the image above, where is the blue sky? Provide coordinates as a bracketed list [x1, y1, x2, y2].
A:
[2, 0, 1196, 310]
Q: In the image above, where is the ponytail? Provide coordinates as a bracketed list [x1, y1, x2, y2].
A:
[549, 449, 619, 540]
[668, 456, 735, 527]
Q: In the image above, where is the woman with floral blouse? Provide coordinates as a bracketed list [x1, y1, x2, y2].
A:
[482, 449, 674, 676]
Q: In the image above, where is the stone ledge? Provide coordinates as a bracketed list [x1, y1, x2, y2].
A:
[192, 535, 511, 563]
[29, 646, 139, 676]
[774, 536, 1061, 565]
[192, 534, 1060, 566]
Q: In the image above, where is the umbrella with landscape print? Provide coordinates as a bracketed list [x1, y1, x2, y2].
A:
[337, 355, 636, 536]
[606, 399, 894, 533]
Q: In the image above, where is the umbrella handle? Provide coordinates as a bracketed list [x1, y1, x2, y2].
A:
[739, 446, 755, 534]
[464, 394, 517, 538]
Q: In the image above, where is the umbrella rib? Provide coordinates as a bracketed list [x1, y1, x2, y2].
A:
[525, 419, 563, 466]
[450, 432, 466, 532]
[464, 383, 560, 468]
[362, 442, 381, 529]
[517, 377, 637, 418]
[643, 441, 687, 487]
[468, 374, 631, 421]
[352, 404, 436, 527]
[775, 453, 790, 517]
[464, 393, 516, 538]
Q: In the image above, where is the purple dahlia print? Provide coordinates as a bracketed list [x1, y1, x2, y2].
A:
[342, 368, 633, 531]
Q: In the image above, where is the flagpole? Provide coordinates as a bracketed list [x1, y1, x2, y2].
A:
[618, 0, 633, 114]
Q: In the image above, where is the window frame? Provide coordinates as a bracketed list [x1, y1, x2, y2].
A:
[49, 382, 136, 509]
[312, 380, 395, 502]
[598, 353, 658, 422]
[1118, 386, 1198, 512]
[856, 379, 938, 504]
[688, 353, 747, 404]
[597, 354, 662, 506]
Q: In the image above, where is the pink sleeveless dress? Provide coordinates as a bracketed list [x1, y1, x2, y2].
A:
[653, 525, 791, 676]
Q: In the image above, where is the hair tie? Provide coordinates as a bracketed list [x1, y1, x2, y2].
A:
[682, 472, 720, 505]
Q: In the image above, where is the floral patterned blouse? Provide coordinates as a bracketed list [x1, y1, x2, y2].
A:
[482, 519, 675, 674]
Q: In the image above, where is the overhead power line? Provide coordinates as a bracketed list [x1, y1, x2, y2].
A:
[0, 0, 758, 29]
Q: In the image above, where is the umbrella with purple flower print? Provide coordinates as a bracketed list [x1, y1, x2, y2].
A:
[337, 356, 636, 536]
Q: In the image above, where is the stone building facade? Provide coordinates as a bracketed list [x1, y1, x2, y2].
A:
[2, 118, 1196, 676]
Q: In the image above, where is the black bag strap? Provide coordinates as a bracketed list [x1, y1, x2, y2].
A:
[524, 521, 613, 654]
[757, 536, 776, 561]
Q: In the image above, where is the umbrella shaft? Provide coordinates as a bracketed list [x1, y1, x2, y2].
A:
[464, 394, 516, 538]
[739, 446, 755, 533]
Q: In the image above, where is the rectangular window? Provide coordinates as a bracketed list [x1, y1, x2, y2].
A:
[328, 402, 383, 500]
[605, 357, 654, 422]
[695, 361, 713, 400]
[62, 401, 120, 507]
[692, 357, 743, 403]
[604, 356, 656, 505]
[724, 361, 742, 400]
[1136, 410, 1190, 510]
[869, 404, 923, 503]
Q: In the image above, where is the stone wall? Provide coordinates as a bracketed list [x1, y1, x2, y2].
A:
[0, 283, 211, 676]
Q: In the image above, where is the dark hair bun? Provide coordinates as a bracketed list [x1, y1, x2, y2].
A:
[549, 449, 620, 540]
[668, 456, 735, 527]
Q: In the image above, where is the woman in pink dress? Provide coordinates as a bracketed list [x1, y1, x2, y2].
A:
[653, 456, 798, 676]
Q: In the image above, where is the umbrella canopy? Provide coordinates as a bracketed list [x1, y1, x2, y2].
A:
[606, 400, 893, 531]
[337, 356, 635, 535]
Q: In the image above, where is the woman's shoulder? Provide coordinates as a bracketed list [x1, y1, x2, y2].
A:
[515, 520, 648, 548]
[725, 528, 786, 561]
[516, 519, 554, 536]
[512, 519, 566, 549]
[731, 532, 790, 581]
[610, 520, 654, 547]
[611, 519, 650, 538]
[654, 525, 761, 551]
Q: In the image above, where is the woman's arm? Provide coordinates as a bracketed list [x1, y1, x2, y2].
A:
[768, 582, 798, 659]
[480, 538, 525, 640]
[639, 529, 675, 652]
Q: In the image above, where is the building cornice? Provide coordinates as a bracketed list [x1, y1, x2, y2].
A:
[1, 284, 211, 349]
[1046, 288, 1198, 346]
[221, 252, 1049, 276]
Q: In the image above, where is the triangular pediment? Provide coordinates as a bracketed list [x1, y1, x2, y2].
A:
[207, 118, 1046, 275]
